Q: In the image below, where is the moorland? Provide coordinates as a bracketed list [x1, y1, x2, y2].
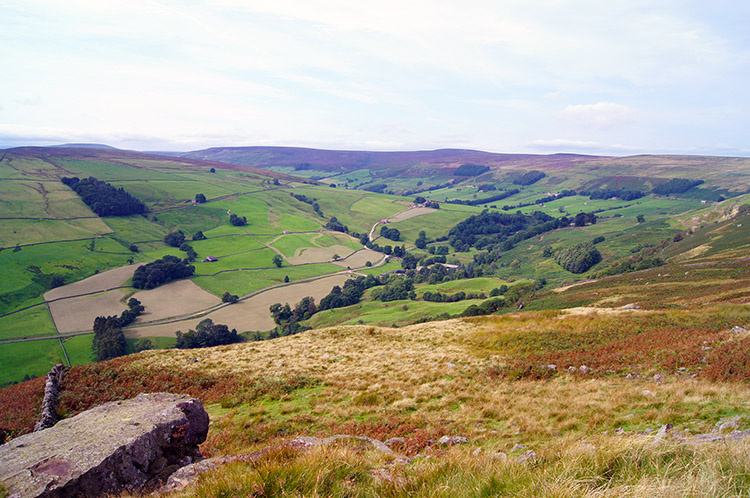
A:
[1, 144, 749, 496]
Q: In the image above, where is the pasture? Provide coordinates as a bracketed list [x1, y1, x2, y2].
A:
[0, 339, 66, 388]
[127, 272, 354, 336]
[44, 263, 141, 301]
[192, 263, 343, 297]
[48, 289, 128, 333]
[0, 305, 56, 340]
[131, 279, 221, 324]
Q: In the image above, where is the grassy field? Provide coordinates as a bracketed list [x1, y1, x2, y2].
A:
[193, 263, 343, 297]
[0, 305, 56, 340]
[0, 339, 66, 388]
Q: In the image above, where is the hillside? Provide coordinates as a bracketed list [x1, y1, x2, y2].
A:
[181, 146, 750, 195]
[0, 144, 749, 494]
[1, 209, 749, 495]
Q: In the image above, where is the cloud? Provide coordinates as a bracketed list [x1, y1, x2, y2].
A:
[560, 102, 636, 129]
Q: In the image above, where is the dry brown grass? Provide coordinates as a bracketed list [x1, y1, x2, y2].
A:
[125, 274, 353, 336]
[287, 245, 354, 265]
[387, 206, 437, 222]
[43, 263, 141, 301]
[333, 249, 384, 268]
[131, 279, 221, 324]
[48, 289, 127, 332]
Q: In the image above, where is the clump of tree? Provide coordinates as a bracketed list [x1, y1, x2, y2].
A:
[573, 212, 597, 227]
[454, 164, 490, 176]
[229, 213, 248, 226]
[192, 230, 206, 241]
[555, 242, 602, 274]
[461, 297, 506, 316]
[164, 230, 186, 247]
[415, 231, 428, 249]
[179, 242, 197, 262]
[652, 178, 704, 195]
[272, 254, 284, 267]
[448, 210, 565, 252]
[61, 176, 147, 216]
[363, 183, 388, 193]
[446, 189, 520, 206]
[423, 290, 485, 302]
[380, 226, 401, 241]
[195, 193, 207, 203]
[580, 188, 644, 201]
[325, 216, 349, 233]
[512, 170, 546, 186]
[132, 255, 195, 289]
[371, 275, 415, 302]
[269, 296, 317, 336]
[222, 291, 239, 304]
[175, 318, 241, 349]
[319, 275, 381, 311]
[91, 298, 146, 361]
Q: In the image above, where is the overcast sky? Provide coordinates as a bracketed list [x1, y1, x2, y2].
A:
[1, 1, 749, 155]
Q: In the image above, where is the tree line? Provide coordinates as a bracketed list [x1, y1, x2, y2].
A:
[61, 176, 147, 216]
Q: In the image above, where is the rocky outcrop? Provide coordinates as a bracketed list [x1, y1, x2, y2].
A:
[0, 393, 209, 498]
[34, 364, 66, 432]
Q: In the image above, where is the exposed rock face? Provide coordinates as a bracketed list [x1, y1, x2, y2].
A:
[34, 364, 66, 432]
[0, 393, 209, 498]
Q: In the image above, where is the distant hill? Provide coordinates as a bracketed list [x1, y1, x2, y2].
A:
[180, 146, 750, 193]
[180, 146, 596, 174]
[53, 143, 118, 149]
[2, 146, 310, 183]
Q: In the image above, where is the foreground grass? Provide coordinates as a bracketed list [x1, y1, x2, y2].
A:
[150, 437, 750, 498]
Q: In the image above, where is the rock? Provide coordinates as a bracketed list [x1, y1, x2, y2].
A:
[614, 427, 625, 434]
[545, 364, 557, 371]
[511, 443, 526, 451]
[446, 362, 456, 368]
[653, 374, 664, 382]
[579, 365, 590, 374]
[384, 437, 405, 448]
[436, 436, 469, 445]
[0, 393, 209, 498]
[493, 451, 508, 462]
[715, 416, 741, 433]
[472, 448, 482, 456]
[641, 390, 655, 397]
[34, 364, 66, 432]
[517, 450, 537, 463]
[732, 326, 748, 333]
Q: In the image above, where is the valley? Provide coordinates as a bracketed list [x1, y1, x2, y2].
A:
[1, 145, 749, 497]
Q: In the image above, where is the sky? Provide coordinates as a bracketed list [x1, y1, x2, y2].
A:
[1, 0, 749, 156]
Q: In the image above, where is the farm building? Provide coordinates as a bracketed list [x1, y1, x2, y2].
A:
[202, 256, 218, 262]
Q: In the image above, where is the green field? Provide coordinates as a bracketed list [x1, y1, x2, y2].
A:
[0, 339, 66, 388]
[193, 263, 343, 297]
[0, 305, 56, 340]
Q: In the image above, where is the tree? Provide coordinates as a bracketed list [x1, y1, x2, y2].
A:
[229, 213, 247, 226]
[222, 291, 239, 304]
[637, 215, 645, 223]
[92, 316, 126, 361]
[272, 254, 283, 267]
[284, 275, 290, 283]
[164, 230, 186, 247]
[129, 244, 139, 253]
[415, 231, 427, 250]
[209, 167, 216, 173]
[195, 193, 207, 203]
[193, 230, 206, 241]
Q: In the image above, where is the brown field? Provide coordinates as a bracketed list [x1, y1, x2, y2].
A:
[44, 264, 142, 301]
[125, 273, 353, 337]
[287, 245, 354, 265]
[131, 279, 221, 324]
[333, 248, 384, 268]
[387, 206, 437, 222]
[48, 289, 127, 333]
